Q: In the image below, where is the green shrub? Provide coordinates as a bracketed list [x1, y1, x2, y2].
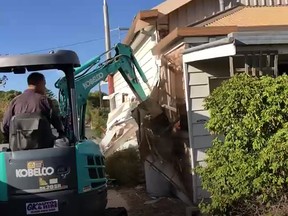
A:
[89, 107, 109, 138]
[105, 148, 142, 187]
[195, 74, 288, 215]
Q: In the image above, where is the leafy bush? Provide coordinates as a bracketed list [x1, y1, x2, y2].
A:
[89, 107, 109, 138]
[195, 74, 288, 215]
[105, 148, 142, 186]
[85, 91, 109, 138]
[0, 90, 21, 144]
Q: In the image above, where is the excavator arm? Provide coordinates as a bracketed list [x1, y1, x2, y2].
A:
[55, 43, 149, 140]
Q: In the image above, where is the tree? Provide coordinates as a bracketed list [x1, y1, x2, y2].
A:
[0, 90, 22, 143]
[86, 91, 109, 138]
[196, 74, 288, 215]
[45, 88, 61, 114]
[46, 89, 56, 99]
[87, 91, 108, 108]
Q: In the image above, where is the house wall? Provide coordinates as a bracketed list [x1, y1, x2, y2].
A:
[185, 57, 230, 201]
[168, 0, 288, 30]
[113, 32, 159, 108]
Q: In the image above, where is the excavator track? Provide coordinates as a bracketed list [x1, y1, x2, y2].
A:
[104, 207, 128, 216]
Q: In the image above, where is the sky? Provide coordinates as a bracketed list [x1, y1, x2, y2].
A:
[0, 0, 163, 95]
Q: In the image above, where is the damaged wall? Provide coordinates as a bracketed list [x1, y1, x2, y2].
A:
[131, 98, 193, 204]
[129, 43, 194, 203]
[151, 44, 187, 123]
[102, 30, 160, 156]
[104, 40, 194, 202]
[113, 30, 159, 108]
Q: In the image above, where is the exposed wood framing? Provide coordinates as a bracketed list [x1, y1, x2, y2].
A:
[230, 51, 279, 77]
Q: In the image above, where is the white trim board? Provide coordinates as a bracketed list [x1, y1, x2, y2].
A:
[183, 43, 236, 63]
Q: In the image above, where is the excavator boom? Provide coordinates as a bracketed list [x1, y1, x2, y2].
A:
[55, 43, 149, 139]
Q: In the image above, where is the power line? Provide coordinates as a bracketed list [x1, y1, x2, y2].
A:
[21, 31, 126, 55]
[21, 37, 106, 54]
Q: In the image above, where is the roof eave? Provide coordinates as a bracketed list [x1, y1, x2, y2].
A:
[152, 26, 239, 55]
[123, 9, 160, 45]
[152, 25, 288, 55]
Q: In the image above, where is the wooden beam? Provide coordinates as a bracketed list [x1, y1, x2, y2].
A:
[236, 50, 278, 55]
[274, 54, 279, 77]
[259, 51, 263, 76]
[267, 54, 271, 68]
[235, 67, 274, 73]
[229, 56, 234, 77]
[252, 53, 257, 76]
[139, 9, 159, 20]
[245, 55, 249, 75]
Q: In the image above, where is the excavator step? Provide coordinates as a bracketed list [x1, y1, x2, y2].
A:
[104, 207, 128, 216]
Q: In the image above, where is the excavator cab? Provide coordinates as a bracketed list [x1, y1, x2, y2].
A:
[0, 51, 120, 216]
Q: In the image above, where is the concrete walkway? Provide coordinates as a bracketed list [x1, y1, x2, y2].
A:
[107, 189, 130, 211]
[106, 187, 187, 216]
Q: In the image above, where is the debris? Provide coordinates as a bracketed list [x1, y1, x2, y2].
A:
[107, 187, 186, 216]
[135, 185, 144, 190]
[144, 197, 164, 205]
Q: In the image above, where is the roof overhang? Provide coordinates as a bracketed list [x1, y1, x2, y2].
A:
[152, 26, 239, 55]
[152, 0, 192, 15]
[123, 9, 160, 45]
[182, 30, 288, 63]
[183, 37, 236, 63]
[123, 0, 193, 45]
[154, 25, 288, 56]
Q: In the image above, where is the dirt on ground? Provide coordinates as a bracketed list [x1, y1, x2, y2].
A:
[107, 185, 187, 216]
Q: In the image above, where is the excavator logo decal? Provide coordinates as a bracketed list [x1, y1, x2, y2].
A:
[82, 73, 104, 89]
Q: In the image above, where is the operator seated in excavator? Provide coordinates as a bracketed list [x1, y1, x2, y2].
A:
[1, 72, 69, 151]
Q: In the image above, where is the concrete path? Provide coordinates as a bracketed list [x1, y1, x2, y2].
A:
[107, 189, 130, 211]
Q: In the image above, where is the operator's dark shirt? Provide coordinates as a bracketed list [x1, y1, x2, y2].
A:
[2, 89, 64, 142]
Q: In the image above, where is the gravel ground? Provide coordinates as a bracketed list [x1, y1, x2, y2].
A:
[107, 185, 187, 216]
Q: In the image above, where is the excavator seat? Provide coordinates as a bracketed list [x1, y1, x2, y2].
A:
[9, 112, 55, 151]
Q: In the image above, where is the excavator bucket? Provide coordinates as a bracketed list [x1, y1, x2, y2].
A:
[131, 98, 174, 161]
[131, 98, 169, 133]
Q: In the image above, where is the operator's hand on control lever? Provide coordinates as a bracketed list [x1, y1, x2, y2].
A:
[47, 97, 70, 147]
[47, 97, 65, 133]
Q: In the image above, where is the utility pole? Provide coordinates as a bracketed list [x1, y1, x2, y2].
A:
[103, 0, 112, 60]
[103, 0, 116, 110]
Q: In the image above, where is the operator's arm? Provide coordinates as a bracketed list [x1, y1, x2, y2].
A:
[40, 97, 65, 136]
[47, 98, 65, 136]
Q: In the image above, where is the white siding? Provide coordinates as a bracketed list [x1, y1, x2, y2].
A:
[186, 65, 212, 201]
[113, 33, 158, 108]
[185, 58, 230, 202]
